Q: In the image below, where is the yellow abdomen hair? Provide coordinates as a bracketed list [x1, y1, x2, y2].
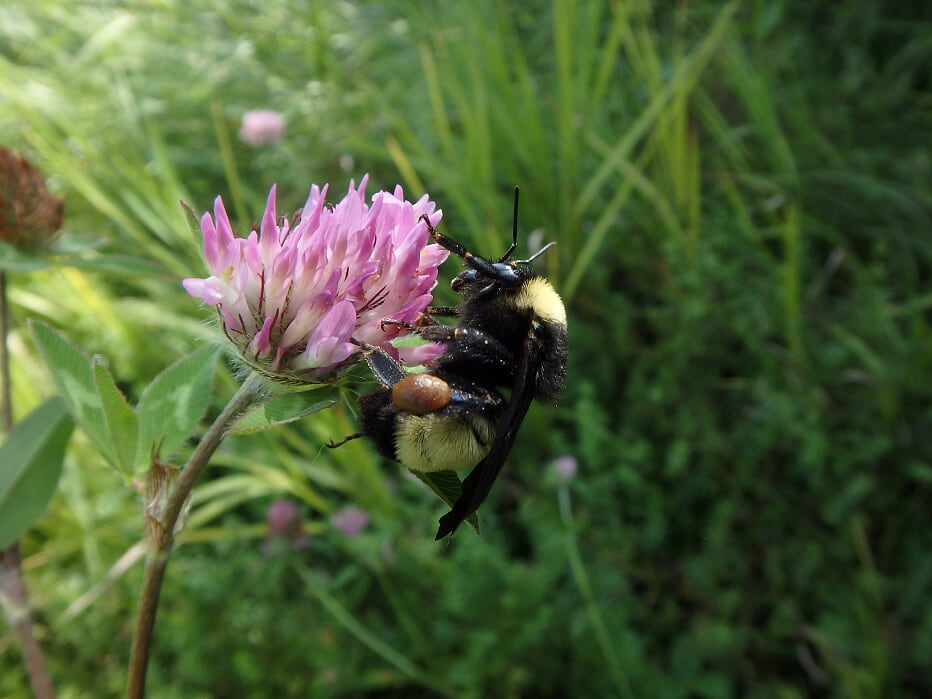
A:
[395, 414, 496, 472]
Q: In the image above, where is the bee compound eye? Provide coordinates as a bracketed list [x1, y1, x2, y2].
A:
[391, 374, 452, 414]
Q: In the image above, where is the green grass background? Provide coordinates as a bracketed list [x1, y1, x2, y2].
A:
[1, 0, 930, 697]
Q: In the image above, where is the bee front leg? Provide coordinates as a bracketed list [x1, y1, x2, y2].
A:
[380, 305, 459, 333]
[350, 338, 407, 388]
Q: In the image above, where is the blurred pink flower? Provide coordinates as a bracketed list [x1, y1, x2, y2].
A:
[330, 505, 369, 538]
[183, 176, 448, 383]
[551, 455, 578, 483]
[239, 109, 285, 146]
[266, 499, 308, 549]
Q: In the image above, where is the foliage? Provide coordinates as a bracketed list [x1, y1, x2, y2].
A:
[0, 397, 72, 548]
[1, 0, 930, 697]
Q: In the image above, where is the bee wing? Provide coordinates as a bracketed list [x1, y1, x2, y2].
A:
[435, 318, 545, 539]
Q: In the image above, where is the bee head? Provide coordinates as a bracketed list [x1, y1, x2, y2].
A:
[421, 187, 557, 297]
[450, 240, 557, 291]
[451, 261, 524, 291]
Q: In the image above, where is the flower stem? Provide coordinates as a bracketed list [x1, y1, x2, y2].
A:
[125, 371, 264, 699]
[0, 269, 57, 699]
[0, 542, 57, 699]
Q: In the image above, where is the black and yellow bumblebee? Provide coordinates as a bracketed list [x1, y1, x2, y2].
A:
[336, 190, 568, 539]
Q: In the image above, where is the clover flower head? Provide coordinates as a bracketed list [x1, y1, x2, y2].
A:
[239, 109, 285, 147]
[266, 499, 308, 549]
[330, 505, 369, 538]
[551, 455, 578, 483]
[183, 176, 448, 383]
[0, 146, 64, 252]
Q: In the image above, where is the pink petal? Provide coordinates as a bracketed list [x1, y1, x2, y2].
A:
[310, 299, 356, 343]
[259, 185, 281, 255]
[397, 342, 445, 366]
[209, 197, 236, 263]
[182, 277, 224, 305]
[249, 315, 276, 356]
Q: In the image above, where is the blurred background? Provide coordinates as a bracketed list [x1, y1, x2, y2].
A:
[1, 0, 930, 697]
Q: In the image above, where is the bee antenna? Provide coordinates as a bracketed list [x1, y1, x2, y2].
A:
[512, 186, 519, 248]
[516, 240, 557, 265]
[497, 186, 520, 263]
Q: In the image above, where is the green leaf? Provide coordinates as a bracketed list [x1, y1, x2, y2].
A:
[0, 241, 164, 276]
[92, 360, 138, 476]
[227, 387, 337, 434]
[0, 242, 50, 271]
[57, 253, 165, 276]
[0, 397, 74, 548]
[30, 321, 125, 471]
[135, 344, 220, 470]
[410, 470, 480, 535]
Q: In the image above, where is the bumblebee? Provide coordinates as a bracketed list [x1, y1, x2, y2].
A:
[338, 190, 567, 539]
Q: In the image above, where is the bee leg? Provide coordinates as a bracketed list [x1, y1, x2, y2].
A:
[380, 305, 459, 333]
[418, 325, 515, 373]
[445, 387, 505, 417]
[379, 318, 415, 332]
[350, 338, 407, 388]
[424, 305, 459, 318]
[424, 217, 521, 283]
[326, 433, 363, 449]
[420, 214, 469, 256]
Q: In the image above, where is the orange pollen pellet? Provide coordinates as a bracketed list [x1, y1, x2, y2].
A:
[392, 374, 452, 414]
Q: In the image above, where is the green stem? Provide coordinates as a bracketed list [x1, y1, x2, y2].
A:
[558, 485, 635, 699]
[211, 99, 250, 226]
[125, 372, 264, 699]
[0, 270, 57, 699]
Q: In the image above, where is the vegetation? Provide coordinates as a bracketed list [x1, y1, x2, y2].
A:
[1, 0, 929, 696]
